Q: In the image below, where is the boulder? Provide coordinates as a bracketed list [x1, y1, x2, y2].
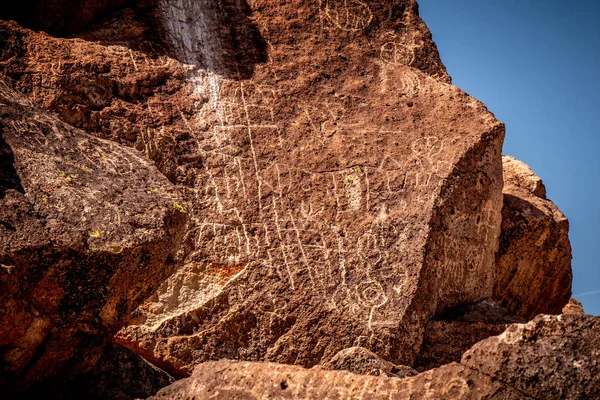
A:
[318, 346, 417, 378]
[114, 0, 505, 375]
[0, 80, 187, 390]
[1, 0, 504, 377]
[462, 314, 600, 400]
[494, 155, 572, 319]
[150, 314, 600, 400]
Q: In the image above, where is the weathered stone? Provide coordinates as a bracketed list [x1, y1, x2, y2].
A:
[108, 0, 505, 376]
[462, 314, 600, 400]
[318, 346, 417, 378]
[494, 156, 572, 319]
[1, 0, 504, 379]
[0, 18, 194, 185]
[149, 359, 523, 400]
[415, 299, 524, 370]
[0, 80, 187, 390]
[151, 314, 600, 400]
[562, 298, 585, 315]
[501, 155, 546, 198]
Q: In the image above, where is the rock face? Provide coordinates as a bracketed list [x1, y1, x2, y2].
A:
[0, 0, 587, 397]
[415, 299, 524, 370]
[105, 0, 505, 375]
[151, 314, 600, 400]
[149, 360, 522, 400]
[494, 155, 572, 319]
[462, 314, 600, 400]
[319, 346, 417, 378]
[0, 80, 187, 390]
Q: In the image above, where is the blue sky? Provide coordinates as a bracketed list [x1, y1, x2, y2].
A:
[419, 0, 600, 315]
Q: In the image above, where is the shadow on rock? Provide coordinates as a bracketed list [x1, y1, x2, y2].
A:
[0, 0, 268, 80]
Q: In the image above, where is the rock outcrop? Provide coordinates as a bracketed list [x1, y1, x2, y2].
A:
[494, 155, 572, 319]
[151, 314, 600, 400]
[0, 0, 585, 397]
[318, 346, 417, 378]
[0, 80, 187, 390]
[107, 0, 506, 375]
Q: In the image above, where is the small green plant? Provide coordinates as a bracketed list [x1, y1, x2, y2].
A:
[89, 230, 101, 238]
[173, 202, 186, 213]
[355, 166, 363, 174]
[111, 245, 123, 254]
[149, 187, 157, 193]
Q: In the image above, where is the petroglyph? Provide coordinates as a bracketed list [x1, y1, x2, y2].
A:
[379, 65, 422, 97]
[321, 0, 373, 31]
[107, 0, 506, 376]
[380, 34, 416, 66]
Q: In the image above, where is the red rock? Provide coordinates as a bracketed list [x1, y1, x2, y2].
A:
[99, 0, 505, 375]
[0, 80, 187, 390]
[562, 298, 585, 315]
[494, 156, 572, 319]
[150, 314, 600, 399]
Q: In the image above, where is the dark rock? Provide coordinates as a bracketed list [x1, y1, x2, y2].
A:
[0, 0, 135, 37]
[0, 80, 187, 391]
[57, 343, 173, 400]
[415, 299, 524, 370]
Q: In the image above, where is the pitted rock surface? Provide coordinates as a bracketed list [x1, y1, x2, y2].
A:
[149, 359, 524, 400]
[494, 156, 572, 319]
[462, 314, 600, 400]
[0, 80, 187, 390]
[103, 0, 506, 375]
[1, 0, 503, 380]
[150, 314, 600, 400]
